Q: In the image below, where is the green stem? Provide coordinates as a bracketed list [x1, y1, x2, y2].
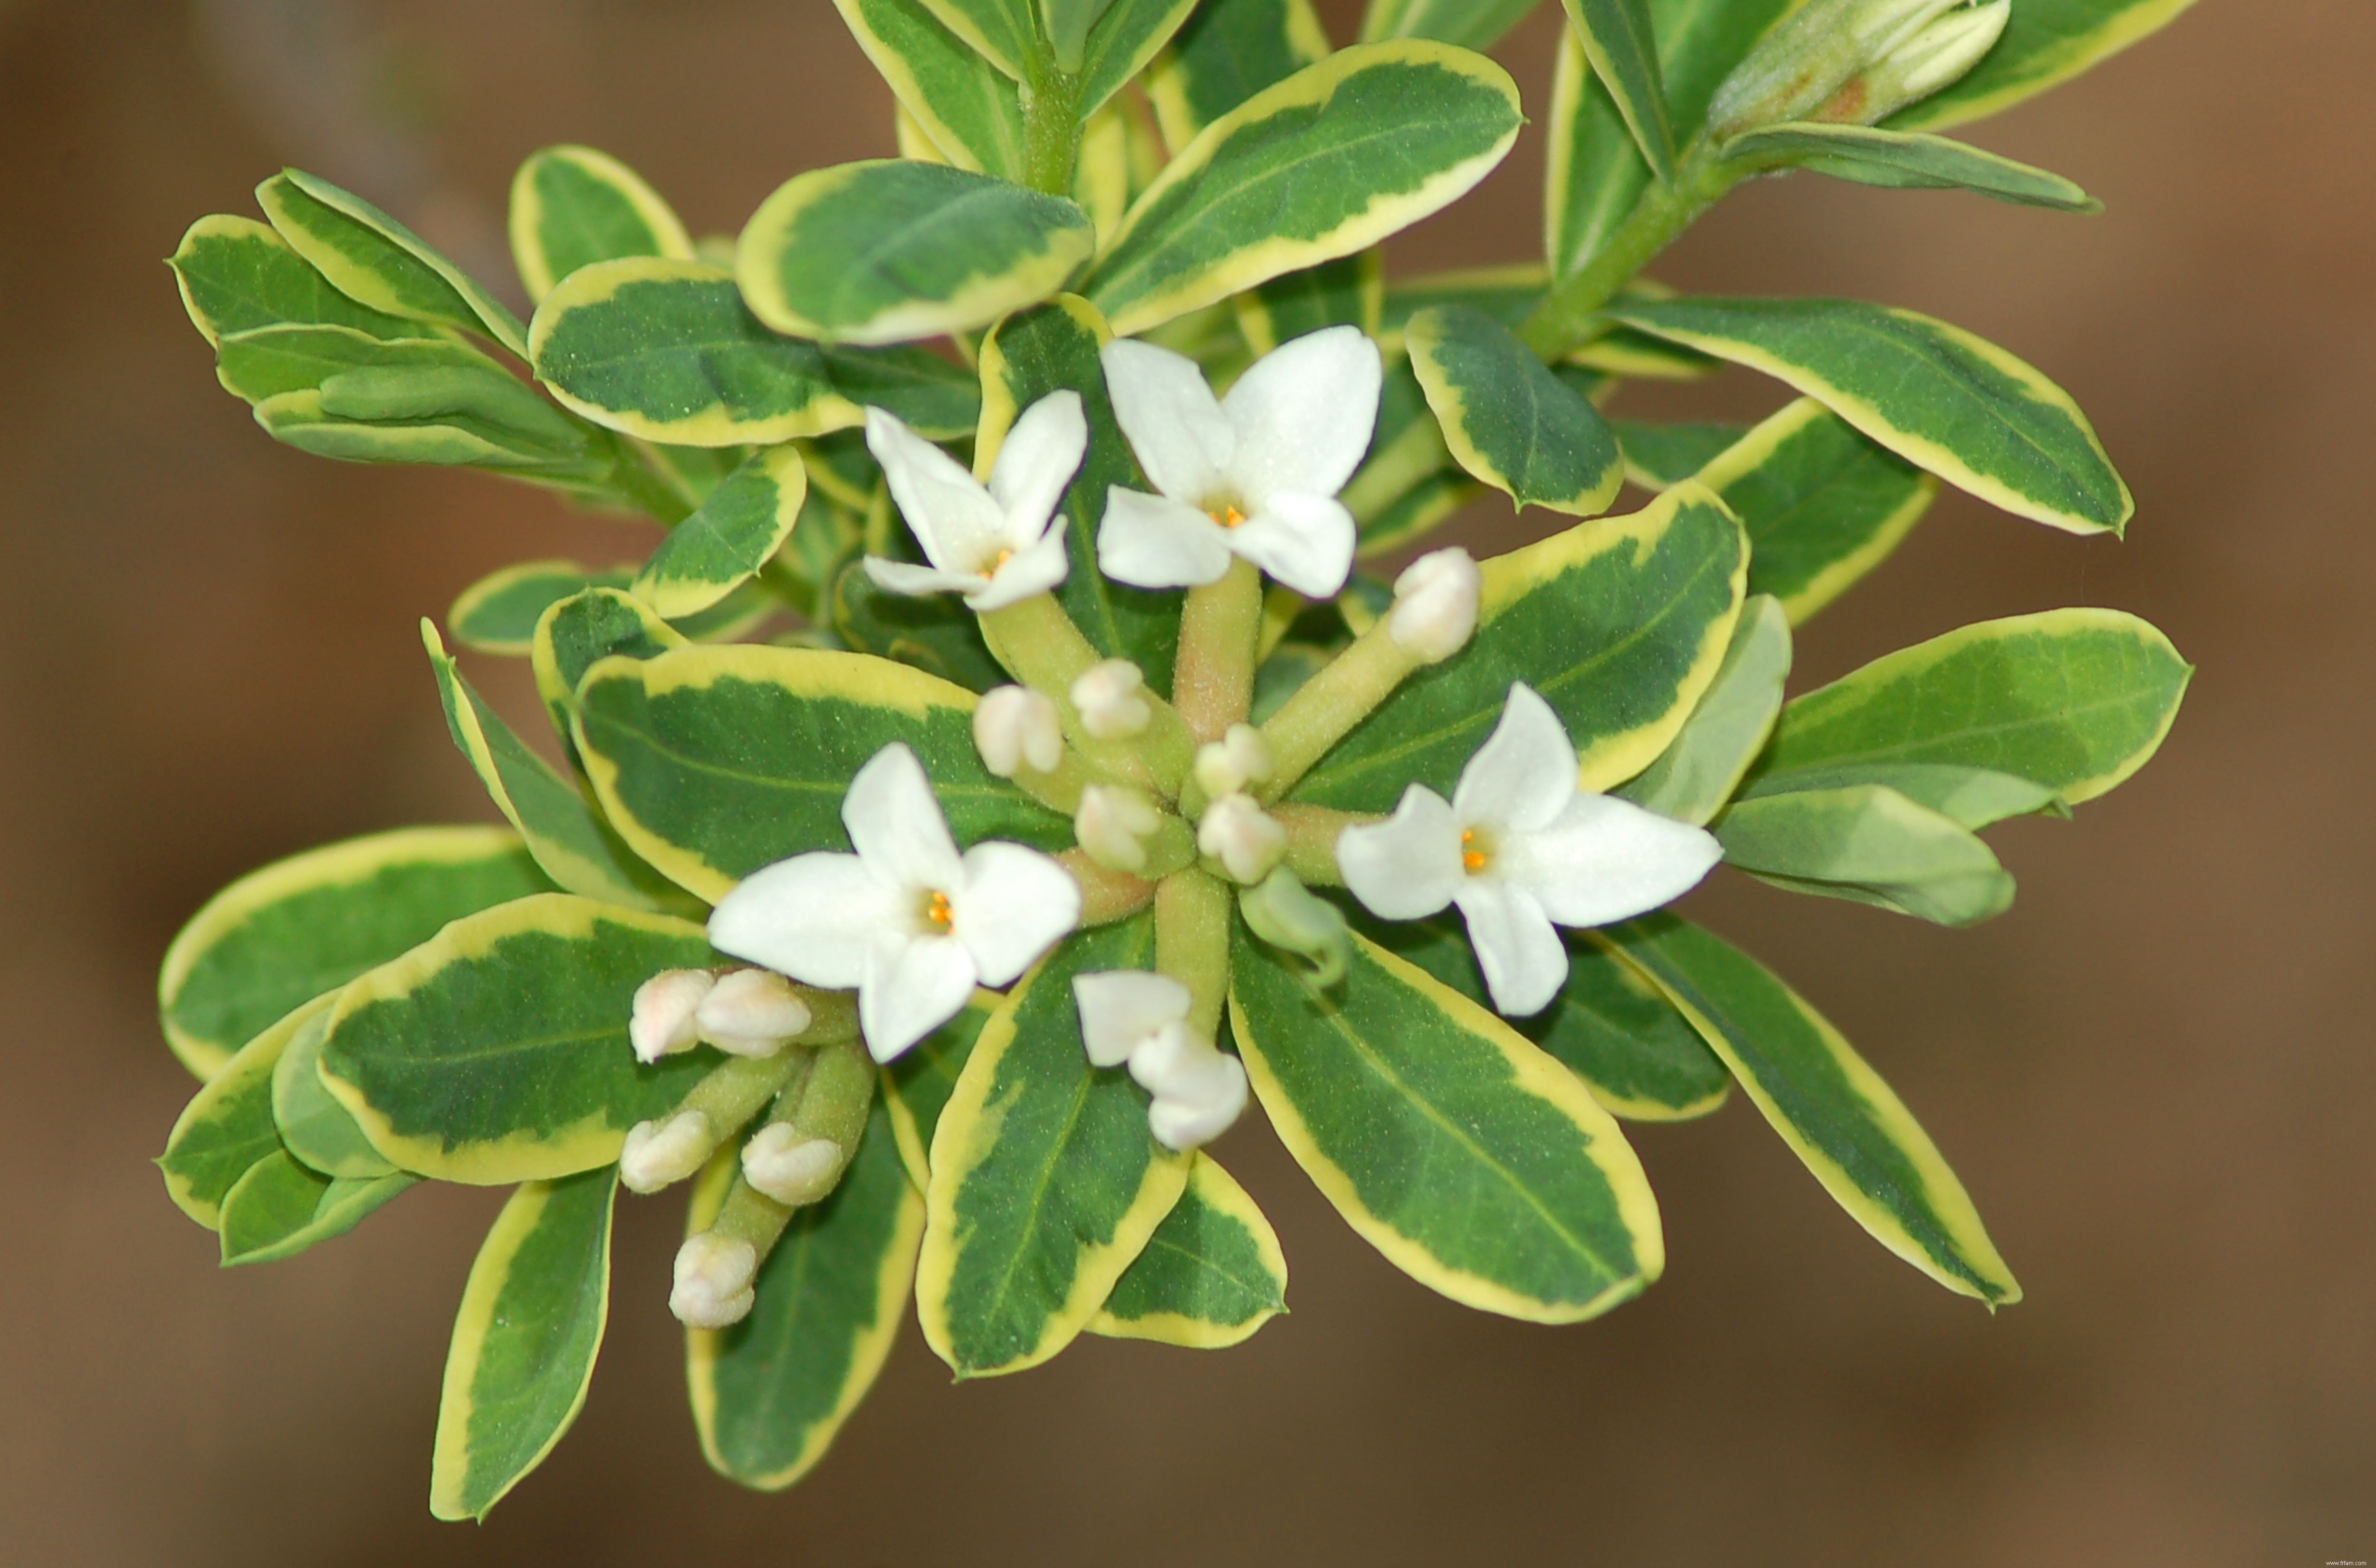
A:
[1021, 67, 1087, 198]
[1173, 558, 1263, 745]
[979, 593, 1195, 796]
[1519, 153, 1743, 361]
[1255, 620, 1425, 804]
[604, 435, 698, 526]
[1155, 868, 1233, 1041]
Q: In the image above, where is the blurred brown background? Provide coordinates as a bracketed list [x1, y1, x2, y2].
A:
[3, 0, 2368, 1562]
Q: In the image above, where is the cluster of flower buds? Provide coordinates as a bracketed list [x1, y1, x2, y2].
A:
[629, 966, 812, 1064]
[1706, 0, 2011, 137]
[1073, 970, 1247, 1151]
[973, 684, 1065, 778]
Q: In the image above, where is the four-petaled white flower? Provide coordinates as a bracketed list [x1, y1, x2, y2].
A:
[863, 392, 1086, 612]
[1097, 325, 1381, 599]
[1336, 683, 1723, 1017]
[709, 743, 1081, 1062]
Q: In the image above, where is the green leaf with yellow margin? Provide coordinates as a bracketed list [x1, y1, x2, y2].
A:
[1684, 399, 1937, 624]
[424, 622, 696, 915]
[158, 995, 326, 1228]
[256, 170, 528, 357]
[633, 445, 807, 619]
[1722, 123, 2102, 212]
[1606, 914, 2020, 1304]
[1890, 0, 2199, 134]
[272, 1009, 398, 1179]
[218, 1153, 415, 1266]
[158, 825, 552, 1080]
[1602, 296, 2133, 535]
[1074, 0, 1201, 118]
[882, 993, 1000, 1189]
[1407, 303, 1624, 517]
[508, 145, 696, 304]
[431, 1166, 617, 1520]
[917, 0, 1036, 77]
[1377, 262, 1542, 356]
[1753, 608, 2192, 804]
[1355, 907, 1730, 1121]
[835, 0, 1028, 178]
[1738, 764, 2065, 832]
[1358, 0, 1541, 51]
[833, 563, 1009, 693]
[1146, 0, 1330, 152]
[1085, 41, 1523, 337]
[1282, 483, 1746, 812]
[250, 369, 608, 480]
[687, 1102, 923, 1490]
[1559, 0, 1677, 182]
[1715, 784, 2017, 927]
[169, 214, 418, 345]
[1236, 250, 1381, 358]
[317, 894, 723, 1184]
[1231, 926, 1663, 1319]
[530, 258, 979, 447]
[977, 296, 1181, 688]
[454, 564, 766, 660]
[918, 915, 1190, 1377]
[210, 325, 496, 404]
[1088, 1153, 1287, 1347]
[531, 587, 691, 768]
[1617, 593, 1790, 825]
[1544, 0, 1798, 277]
[573, 644, 1071, 905]
[737, 161, 1095, 347]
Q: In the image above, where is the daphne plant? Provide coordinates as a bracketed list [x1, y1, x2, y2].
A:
[154, 0, 2195, 1523]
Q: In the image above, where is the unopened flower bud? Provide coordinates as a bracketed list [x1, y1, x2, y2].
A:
[1075, 784, 1163, 874]
[1198, 793, 1286, 885]
[670, 1232, 757, 1328]
[1071, 660, 1150, 739]
[694, 968, 811, 1058]
[620, 1110, 714, 1193]
[1128, 1025, 1249, 1151]
[1389, 547, 1482, 664]
[741, 1123, 846, 1207]
[1836, 0, 2008, 121]
[1192, 723, 1274, 799]
[1073, 968, 1193, 1069]
[974, 684, 1064, 777]
[1148, 1064, 1248, 1151]
[1707, 0, 1962, 136]
[630, 969, 715, 1063]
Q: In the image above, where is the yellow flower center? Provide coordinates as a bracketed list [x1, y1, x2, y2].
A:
[987, 547, 1014, 573]
[1209, 504, 1248, 529]
[925, 890, 954, 931]
[1460, 828, 1490, 874]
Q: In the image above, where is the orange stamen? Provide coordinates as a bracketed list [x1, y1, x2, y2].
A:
[1460, 828, 1488, 873]
[1211, 504, 1248, 529]
[926, 890, 954, 930]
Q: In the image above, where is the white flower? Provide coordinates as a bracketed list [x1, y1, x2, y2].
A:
[1192, 723, 1273, 799]
[1388, 547, 1482, 664]
[741, 1124, 844, 1207]
[1072, 969, 1249, 1152]
[863, 392, 1085, 612]
[1074, 784, 1162, 874]
[1070, 659, 1150, 739]
[630, 968, 714, 1063]
[694, 968, 811, 1058]
[1198, 793, 1286, 885]
[1336, 683, 1723, 1017]
[708, 743, 1082, 1063]
[974, 684, 1064, 777]
[1096, 325, 1381, 599]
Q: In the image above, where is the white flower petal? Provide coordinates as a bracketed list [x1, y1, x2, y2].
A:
[859, 930, 978, 1062]
[1453, 879, 1569, 1017]
[1453, 682, 1578, 835]
[1335, 785, 1463, 920]
[951, 841, 1082, 986]
[843, 743, 964, 895]
[1226, 491, 1356, 599]
[987, 389, 1087, 538]
[1220, 325, 1383, 503]
[1101, 338, 1235, 501]
[966, 524, 1069, 611]
[864, 555, 990, 601]
[1073, 969, 1191, 1068]
[866, 407, 1007, 573]
[1147, 1058, 1247, 1151]
[1097, 485, 1234, 588]
[709, 851, 893, 988]
[1505, 794, 1723, 929]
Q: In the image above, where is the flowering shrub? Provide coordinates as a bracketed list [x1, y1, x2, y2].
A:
[155, 0, 2194, 1520]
